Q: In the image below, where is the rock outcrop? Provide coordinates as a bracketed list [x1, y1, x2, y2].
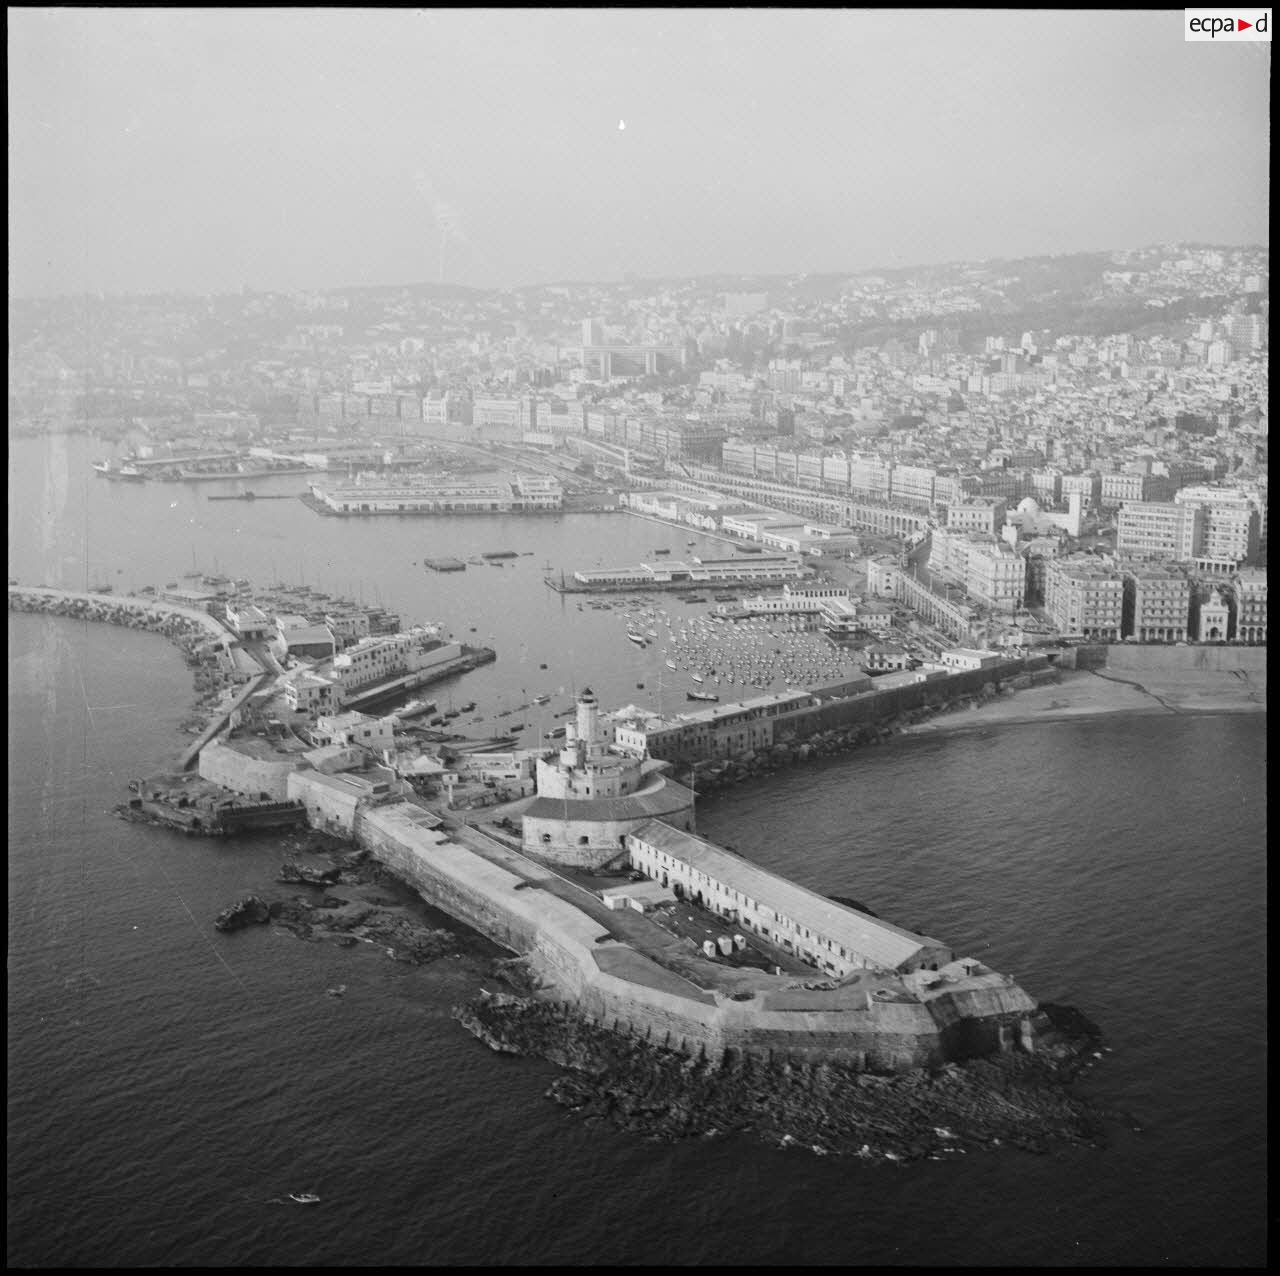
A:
[452, 993, 1121, 1161]
[213, 895, 272, 932]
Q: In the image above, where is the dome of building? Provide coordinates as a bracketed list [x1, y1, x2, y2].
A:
[1016, 496, 1042, 516]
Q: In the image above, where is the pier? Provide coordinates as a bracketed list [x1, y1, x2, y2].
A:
[8, 585, 269, 770]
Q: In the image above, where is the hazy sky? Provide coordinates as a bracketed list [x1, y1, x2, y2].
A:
[8, 8, 1270, 297]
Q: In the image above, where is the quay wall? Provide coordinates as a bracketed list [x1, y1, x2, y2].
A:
[356, 801, 1036, 1069]
[771, 658, 1048, 742]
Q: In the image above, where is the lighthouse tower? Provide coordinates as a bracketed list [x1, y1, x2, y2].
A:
[524, 686, 695, 867]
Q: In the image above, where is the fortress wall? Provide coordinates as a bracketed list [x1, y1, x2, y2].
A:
[198, 739, 300, 801]
[356, 802, 1041, 1071]
[359, 810, 552, 955]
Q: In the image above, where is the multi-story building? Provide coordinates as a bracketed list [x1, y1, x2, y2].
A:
[1044, 556, 1125, 640]
[889, 464, 936, 507]
[612, 690, 815, 765]
[1174, 486, 1262, 568]
[965, 540, 1027, 612]
[946, 498, 1007, 535]
[1121, 565, 1191, 642]
[1101, 472, 1176, 508]
[330, 630, 460, 697]
[1061, 472, 1102, 509]
[1227, 569, 1267, 643]
[1116, 501, 1203, 562]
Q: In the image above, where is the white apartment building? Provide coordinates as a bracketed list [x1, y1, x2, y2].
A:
[1121, 566, 1191, 642]
[625, 821, 953, 977]
[1045, 557, 1125, 640]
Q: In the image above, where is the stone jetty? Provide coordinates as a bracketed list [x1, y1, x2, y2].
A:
[9, 585, 268, 767]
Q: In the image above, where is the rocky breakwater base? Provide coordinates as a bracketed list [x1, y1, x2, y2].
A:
[9, 586, 249, 737]
[453, 993, 1124, 1162]
[214, 838, 498, 968]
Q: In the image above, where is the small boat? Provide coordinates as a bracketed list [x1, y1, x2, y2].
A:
[395, 698, 437, 720]
[691, 674, 704, 684]
[532, 694, 551, 705]
[653, 548, 671, 555]
[666, 660, 677, 671]
[687, 690, 719, 702]
[288, 1192, 321, 1205]
[626, 632, 647, 646]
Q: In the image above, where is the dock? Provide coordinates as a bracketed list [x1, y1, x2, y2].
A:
[207, 492, 300, 501]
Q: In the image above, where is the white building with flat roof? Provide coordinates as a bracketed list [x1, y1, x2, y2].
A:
[626, 821, 953, 977]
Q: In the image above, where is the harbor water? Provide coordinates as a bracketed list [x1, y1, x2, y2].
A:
[7, 435, 1267, 1266]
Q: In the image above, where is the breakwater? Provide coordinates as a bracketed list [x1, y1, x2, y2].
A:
[355, 800, 1049, 1072]
[662, 659, 1058, 788]
[9, 585, 266, 767]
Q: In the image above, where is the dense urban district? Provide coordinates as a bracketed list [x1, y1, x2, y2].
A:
[8, 242, 1266, 1156]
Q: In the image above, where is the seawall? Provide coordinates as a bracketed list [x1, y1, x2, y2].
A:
[9, 585, 269, 769]
[355, 801, 1040, 1070]
[8, 584, 232, 641]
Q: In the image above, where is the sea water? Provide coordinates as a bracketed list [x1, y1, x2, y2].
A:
[7, 435, 1267, 1265]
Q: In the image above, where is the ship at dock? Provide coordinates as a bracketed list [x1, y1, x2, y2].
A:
[91, 460, 145, 481]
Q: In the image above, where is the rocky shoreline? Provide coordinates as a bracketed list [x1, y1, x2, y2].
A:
[452, 991, 1125, 1161]
[213, 840, 485, 966]
[9, 587, 250, 737]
